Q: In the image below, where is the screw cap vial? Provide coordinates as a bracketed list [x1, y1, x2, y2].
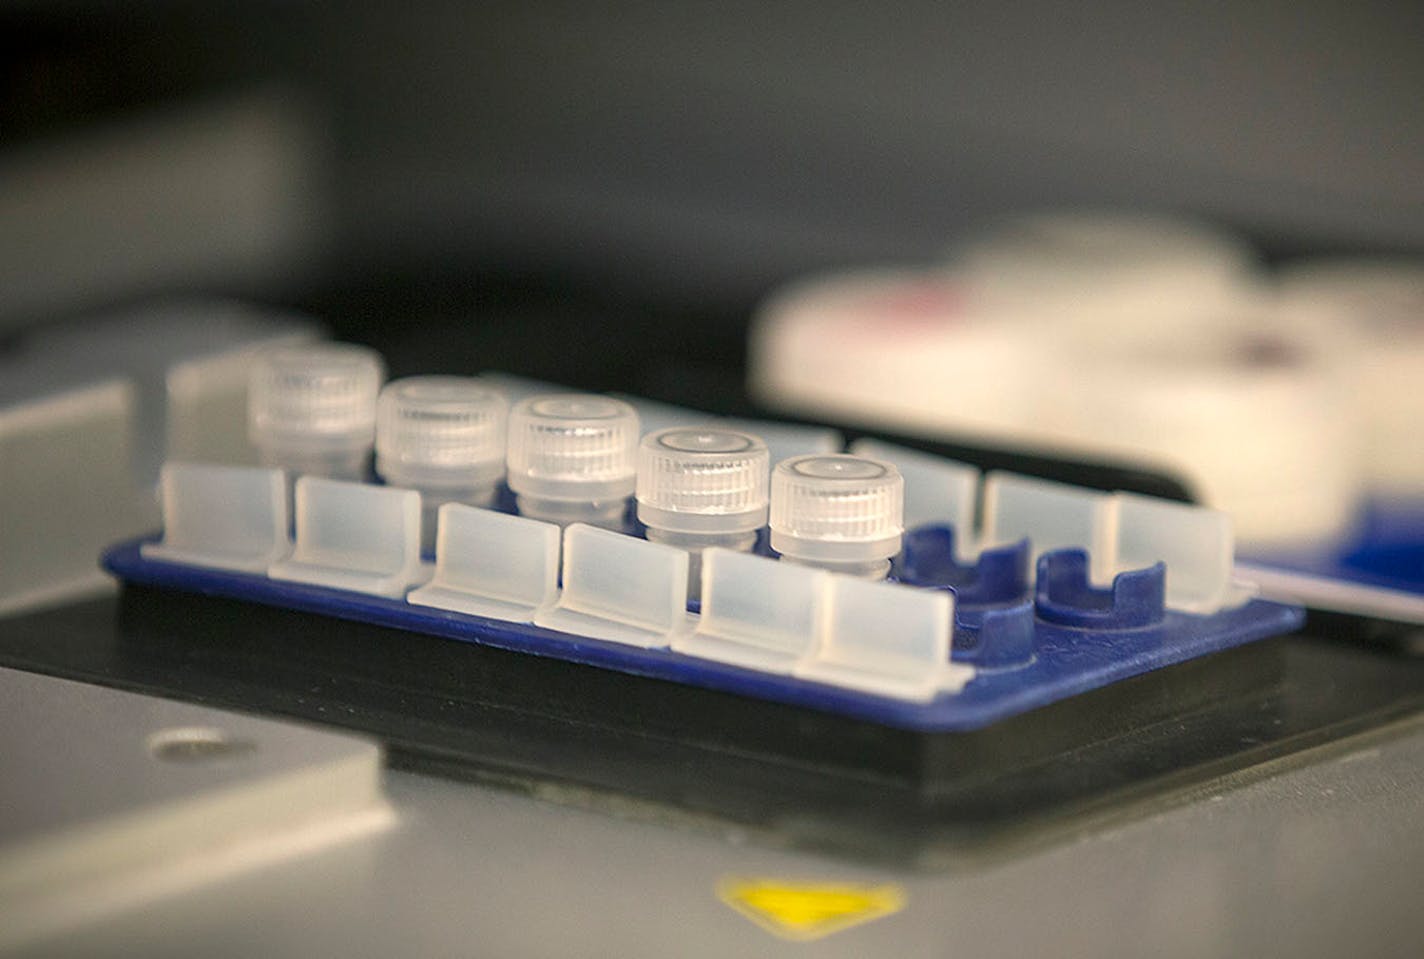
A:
[637, 427, 770, 535]
[249, 343, 385, 450]
[376, 376, 507, 491]
[770, 454, 904, 575]
[506, 395, 640, 502]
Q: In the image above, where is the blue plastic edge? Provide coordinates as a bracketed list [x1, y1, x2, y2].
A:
[102, 537, 1305, 733]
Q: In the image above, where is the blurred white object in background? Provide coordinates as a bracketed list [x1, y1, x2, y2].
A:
[750, 211, 1366, 549]
[749, 269, 1043, 441]
[948, 210, 1260, 335]
[1277, 260, 1424, 497]
[1033, 306, 1359, 546]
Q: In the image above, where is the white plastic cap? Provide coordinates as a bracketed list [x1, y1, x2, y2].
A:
[848, 438, 980, 558]
[375, 376, 507, 490]
[248, 343, 385, 452]
[769, 454, 904, 564]
[636, 427, 770, 534]
[506, 395, 640, 502]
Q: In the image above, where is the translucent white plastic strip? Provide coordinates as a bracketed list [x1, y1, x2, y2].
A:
[717, 418, 842, 466]
[407, 504, 560, 623]
[794, 576, 973, 702]
[848, 438, 980, 559]
[268, 477, 426, 598]
[608, 393, 717, 434]
[981, 472, 1117, 584]
[533, 523, 691, 648]
[1235, 561, 1424, 625]
[672, 548, 829, 674]
[142, 462, 290, 573]
[1112, 492, 1254, 614]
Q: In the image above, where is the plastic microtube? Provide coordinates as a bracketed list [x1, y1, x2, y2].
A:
[376, 376, 508, 553]
[636, 427, 770, 599]
[248, 342, 385, 481]
[506, 394, 640, 530]
[769, 454, 904, 579]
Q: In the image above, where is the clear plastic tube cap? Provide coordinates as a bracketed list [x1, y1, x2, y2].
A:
[376, 376, 508, 489]
[506, 394, 640, 502]
[249, 342, 385, 450]
[770, 454, 904, 563]
[636, 427, 770, 534]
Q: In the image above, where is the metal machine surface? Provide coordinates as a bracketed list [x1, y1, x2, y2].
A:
[3, 656, 1422, 958]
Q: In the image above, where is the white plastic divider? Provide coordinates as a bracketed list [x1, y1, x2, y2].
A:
[981, 472, 1253, 612]
[848, 438, 980, 559]
[1111, 492, 1254, 613]
[142, 462, 289, 572]
[533, 523, 691, 648]
[981, 471, 1117, 584]
[673, 548, 830, 674]
[407, 503, 560, 622]
[794, 575, 973, 702]
[268, 476, 426, 598]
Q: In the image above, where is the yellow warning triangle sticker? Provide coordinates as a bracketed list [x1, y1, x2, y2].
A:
[717, 877, 906, 941]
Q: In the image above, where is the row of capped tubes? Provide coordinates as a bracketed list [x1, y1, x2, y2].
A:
[245, 343, 910, 584]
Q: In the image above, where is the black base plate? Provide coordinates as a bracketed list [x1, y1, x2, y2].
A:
[1, 586, 1421, 866]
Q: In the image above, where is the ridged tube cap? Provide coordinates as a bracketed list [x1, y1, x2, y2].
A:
[376, 376, 508, 489]
[770, 454, 904, 563]
[636, 427, 770, 534]
[249, 343, 385, 451]
[506, 395, 640, 502]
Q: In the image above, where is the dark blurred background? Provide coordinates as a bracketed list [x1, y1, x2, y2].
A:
[3, 0, 1422, 391]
